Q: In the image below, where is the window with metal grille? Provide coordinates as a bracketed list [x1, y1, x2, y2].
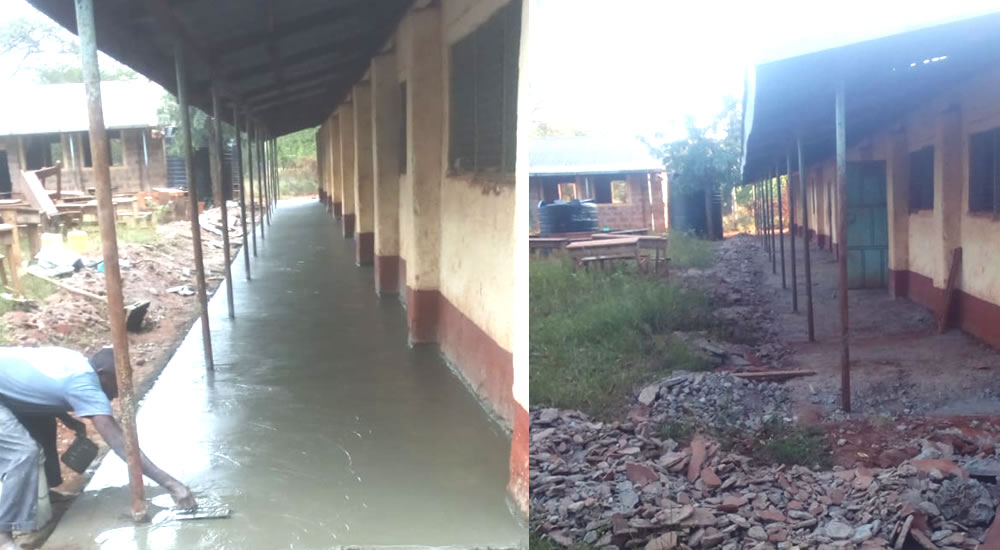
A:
[969, 128, 1000, 215]
[399, 81, 408, 174]
[908, 146, 934, 212]
[448, 0, 521, 174]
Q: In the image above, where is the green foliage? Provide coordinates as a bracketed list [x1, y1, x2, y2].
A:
[752, 420, 831, 468]
[276, 128, 318, 167]
[529, 255, 712, 418]
[34, 63, 138, 84]
[667, 232, 715, 269]
[158, 94, 213, 157]
[647, 97, 742, 211]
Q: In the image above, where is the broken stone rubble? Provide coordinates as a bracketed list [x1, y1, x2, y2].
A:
[639, 372, 793, 433]
[530, 407, 996, 550]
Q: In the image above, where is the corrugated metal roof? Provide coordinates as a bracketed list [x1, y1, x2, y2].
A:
[529, 135, 663, 176]
[0, 80, 164, 136]
[741, 10, 1000, 183]
[26, 0, 414, 137]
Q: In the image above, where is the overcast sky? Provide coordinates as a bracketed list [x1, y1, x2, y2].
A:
[4, 0, 1000, 141]
[528, 0, 1000, 141]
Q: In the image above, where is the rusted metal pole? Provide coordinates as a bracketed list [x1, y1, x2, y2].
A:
[777, 162, 786, 289]
[265, 136, 272, 218]
[256, 130, 267, 241]
[75, 0, 146, 522]
[798, 137, 815, 342]
[760, 177, 771, 253]
[247, 118, 257, 256]
[211, 87, 234, 319]
[233, 106, 251, 280]
[788, 150, 798, 312]
[835, 82, 850, 412]
[769, 171, 777, 274]
[753, 182, 759, 241]
[266, 136, 273, 221]
[175, 45, 214, 370]
[274, 137, 280, 202]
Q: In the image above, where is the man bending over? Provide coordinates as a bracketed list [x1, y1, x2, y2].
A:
[0, 346, 195, 550]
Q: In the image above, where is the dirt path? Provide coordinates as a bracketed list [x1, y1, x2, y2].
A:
[746, 232, 1000, 419]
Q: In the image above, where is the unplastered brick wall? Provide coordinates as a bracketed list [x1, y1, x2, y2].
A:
[597, 203, 646, 230]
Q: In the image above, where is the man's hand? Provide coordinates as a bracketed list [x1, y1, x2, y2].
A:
[164, 480, 197, 510]
[88, 415, 197, 510]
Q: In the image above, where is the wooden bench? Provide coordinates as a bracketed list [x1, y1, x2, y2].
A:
[566, 237, 640, 273]
[0, 205, 43, 259]
[591, 234, 669, 274]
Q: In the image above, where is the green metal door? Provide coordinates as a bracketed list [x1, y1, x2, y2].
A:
[846, 161, 889, 288]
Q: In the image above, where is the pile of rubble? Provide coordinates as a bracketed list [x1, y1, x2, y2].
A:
[1, 206, 238, 348]
[531, 408, 998, 549]
[638, 372, 792, 433]
[673, 235, 790, 367]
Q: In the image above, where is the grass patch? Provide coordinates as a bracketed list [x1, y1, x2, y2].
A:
[529, 531, 595, 550]
[751, 420, 831, 468]
[667, 232, 714, 269]
[530, 255, 712, 418]
[659, 418, 698, 444]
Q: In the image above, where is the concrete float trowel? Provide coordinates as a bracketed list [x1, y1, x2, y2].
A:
[63, 434, 231, 521]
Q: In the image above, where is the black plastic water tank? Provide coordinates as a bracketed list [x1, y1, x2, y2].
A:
[537, 200, 598, 235]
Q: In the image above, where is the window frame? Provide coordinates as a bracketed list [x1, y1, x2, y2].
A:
[447, 0, 520, 176]
[969, 127, 1000, 217]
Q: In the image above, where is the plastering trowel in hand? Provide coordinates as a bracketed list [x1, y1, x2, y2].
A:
[150, 493, 231, 521]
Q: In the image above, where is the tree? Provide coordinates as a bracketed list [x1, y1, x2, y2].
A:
[647, 97, 742, 240]
[1, 13, 140, 83]
[0, 16, 76, 77]
[35, 63, 138, 84]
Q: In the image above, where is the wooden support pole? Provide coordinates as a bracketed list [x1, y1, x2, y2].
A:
[247, 118, 257, 256]
[75, 0, 146, 522]
[233, 106, 251, 280]
[175, 44, 214, 370]
[777, 162, 786, 289]
[211, 87, 234, 319]
[769, 172, 777, 274]
[835, 81, 850, 412]
[788, 150, 798, 312]
[798, 137, 815, 342]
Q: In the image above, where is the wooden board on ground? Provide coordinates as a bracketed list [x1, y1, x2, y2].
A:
[733, 369, 815, 382]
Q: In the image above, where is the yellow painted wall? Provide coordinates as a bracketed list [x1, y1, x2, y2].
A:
[439, 176, 515, 352]
[797, 64, 1000, 307]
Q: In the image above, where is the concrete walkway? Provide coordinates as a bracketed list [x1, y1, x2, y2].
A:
[44, 199, 525, 549]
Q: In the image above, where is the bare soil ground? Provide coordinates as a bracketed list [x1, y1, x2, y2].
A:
[2, 207, 244, 548]
[732, 232, 1000, 468]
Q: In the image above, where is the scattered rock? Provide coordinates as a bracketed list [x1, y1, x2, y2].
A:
[825, 520, 853, 540]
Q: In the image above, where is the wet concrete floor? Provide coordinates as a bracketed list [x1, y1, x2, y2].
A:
[44, 199, 525, 549]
